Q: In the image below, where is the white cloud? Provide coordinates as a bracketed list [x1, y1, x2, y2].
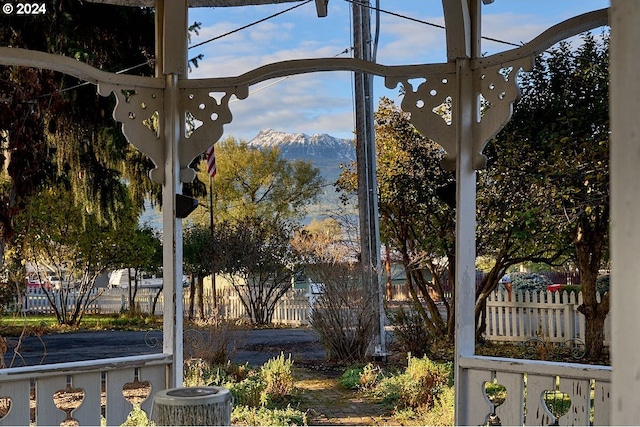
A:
[186, 1, 609, 142]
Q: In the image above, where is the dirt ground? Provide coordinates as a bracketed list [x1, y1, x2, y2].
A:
[294, 366, 408, 426]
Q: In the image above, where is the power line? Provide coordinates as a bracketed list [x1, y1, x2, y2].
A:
[189, 0, 313, 50]
[342, 0, 523, 48]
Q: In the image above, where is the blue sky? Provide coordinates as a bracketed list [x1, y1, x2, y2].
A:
[187, 1, 609, 142]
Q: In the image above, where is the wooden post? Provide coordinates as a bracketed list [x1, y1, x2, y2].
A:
[448, 1, 481, 424]
[353, 0, 385, 358]
[611, 0, 640, 423]
[156, 0, 188, 388]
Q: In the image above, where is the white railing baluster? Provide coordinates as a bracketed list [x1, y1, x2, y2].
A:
[494, 371, 524, 426]
[35, 375, 67, 425]
[72, 371, 102, 426]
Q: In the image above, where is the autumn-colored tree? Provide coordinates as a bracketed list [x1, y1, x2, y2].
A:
[338, 97, 455, 341]
[195, 137, 325, 224]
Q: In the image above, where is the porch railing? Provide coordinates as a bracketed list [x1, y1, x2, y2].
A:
[0, 353, 171, 426]
[458, 355, 611, 425]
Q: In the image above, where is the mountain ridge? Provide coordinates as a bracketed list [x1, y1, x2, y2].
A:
[248, 129, 356, 220]
[248, 128, 356, 184]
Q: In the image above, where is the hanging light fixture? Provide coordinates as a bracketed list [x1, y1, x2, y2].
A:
[315, 0, 328, 17]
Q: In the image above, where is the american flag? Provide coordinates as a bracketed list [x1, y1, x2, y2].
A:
[206, 145, 216, 178]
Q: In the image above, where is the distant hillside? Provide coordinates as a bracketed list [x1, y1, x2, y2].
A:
[248, 129, 355, 185]
[248, 129, 356, 221]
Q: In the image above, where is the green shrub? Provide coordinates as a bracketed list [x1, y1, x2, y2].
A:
[259, 352, 296, 405]
[228, 373, 266, 407]
[511, 273, 552, 293]
[415, 385, 455, 426]
[374, 354, 451, 411]
[120, 406, 155, 426]
[338, 366, 364, 390]
[226, 353, 297, 408]
[232, 404, 307, 426]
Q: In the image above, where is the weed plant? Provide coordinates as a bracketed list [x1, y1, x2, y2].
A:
[182, 352, 306, 426]
[344, 354, 454, 425]
[232, 404, 307, 426]
[120, 406, 155, 426]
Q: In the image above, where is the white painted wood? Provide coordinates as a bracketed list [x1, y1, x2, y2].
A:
[494, 371, 524, 426]
[162, 71, 185, 389]
[611, 1, 640, 424]
[462, 369, 493, 425]
[0, 47, 163, 89]
[0, 380, 30, 426]
[442, 0, 472, 60]
[71, 372, 102, 426]
[162, 1, 188, 76]
[459, 356, 611, 381]
[139, 364, 168, 417]
[35, 375, 67, 426]
[105, 368, 135, 426]
[472, 8, 609, 70]
[558, 377, 590, 425]
[485, 290, 610, 345]
[592, 379, 611, 426]
[457, 354, 612, 425]
[525, 374, 556, 426]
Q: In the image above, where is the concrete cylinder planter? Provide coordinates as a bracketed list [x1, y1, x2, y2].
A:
[152, 386, 232, 426]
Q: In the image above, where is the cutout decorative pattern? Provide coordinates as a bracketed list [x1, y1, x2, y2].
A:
[472, 57, 534, 169]
[179, 86, 248, 183]
[98, 83, 164, 183]
[392, 57, 532, 171]
[392, 74, 456, 170]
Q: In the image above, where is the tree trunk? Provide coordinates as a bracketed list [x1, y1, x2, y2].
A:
[574, 213, 609, 360]
[583, 305, 607, 360]
[188, 276, 195, 320]
[197, 275, 204, 320]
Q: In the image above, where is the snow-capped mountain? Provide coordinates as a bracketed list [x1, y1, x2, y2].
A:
[248, 129, 355, 185]
[248, 129, 357, 220]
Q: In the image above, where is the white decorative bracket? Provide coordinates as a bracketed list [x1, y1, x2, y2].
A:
[387, 57, 533, 171]
[178, 85, 248, 183]
[97, 83, 165, 182]
[0, 8, 606, 179]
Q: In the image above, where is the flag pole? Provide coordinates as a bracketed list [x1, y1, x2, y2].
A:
[209, 174, 216, 308]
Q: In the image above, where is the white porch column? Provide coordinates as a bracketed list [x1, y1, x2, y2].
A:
[157, 0, 188, 388]
[445, 1, 481, 425]
[610, 0, 640, 423]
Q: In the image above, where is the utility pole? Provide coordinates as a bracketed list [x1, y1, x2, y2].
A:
[352, 0, 385, 359]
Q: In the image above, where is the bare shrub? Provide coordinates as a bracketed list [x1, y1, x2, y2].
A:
[386, 305, 432, 357]
[184, 314, 247, 366]
[308, 262, 376, 364]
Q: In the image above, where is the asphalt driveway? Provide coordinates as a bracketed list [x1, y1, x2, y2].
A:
[4, 327, 326, 368]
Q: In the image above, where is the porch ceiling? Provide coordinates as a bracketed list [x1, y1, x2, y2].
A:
[85, 0, 303, 7]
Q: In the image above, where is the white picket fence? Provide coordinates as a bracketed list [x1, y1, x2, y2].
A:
[17, 287, 313, 325]
[17, 287, 611, 346]
[485, 289, 611, 346]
